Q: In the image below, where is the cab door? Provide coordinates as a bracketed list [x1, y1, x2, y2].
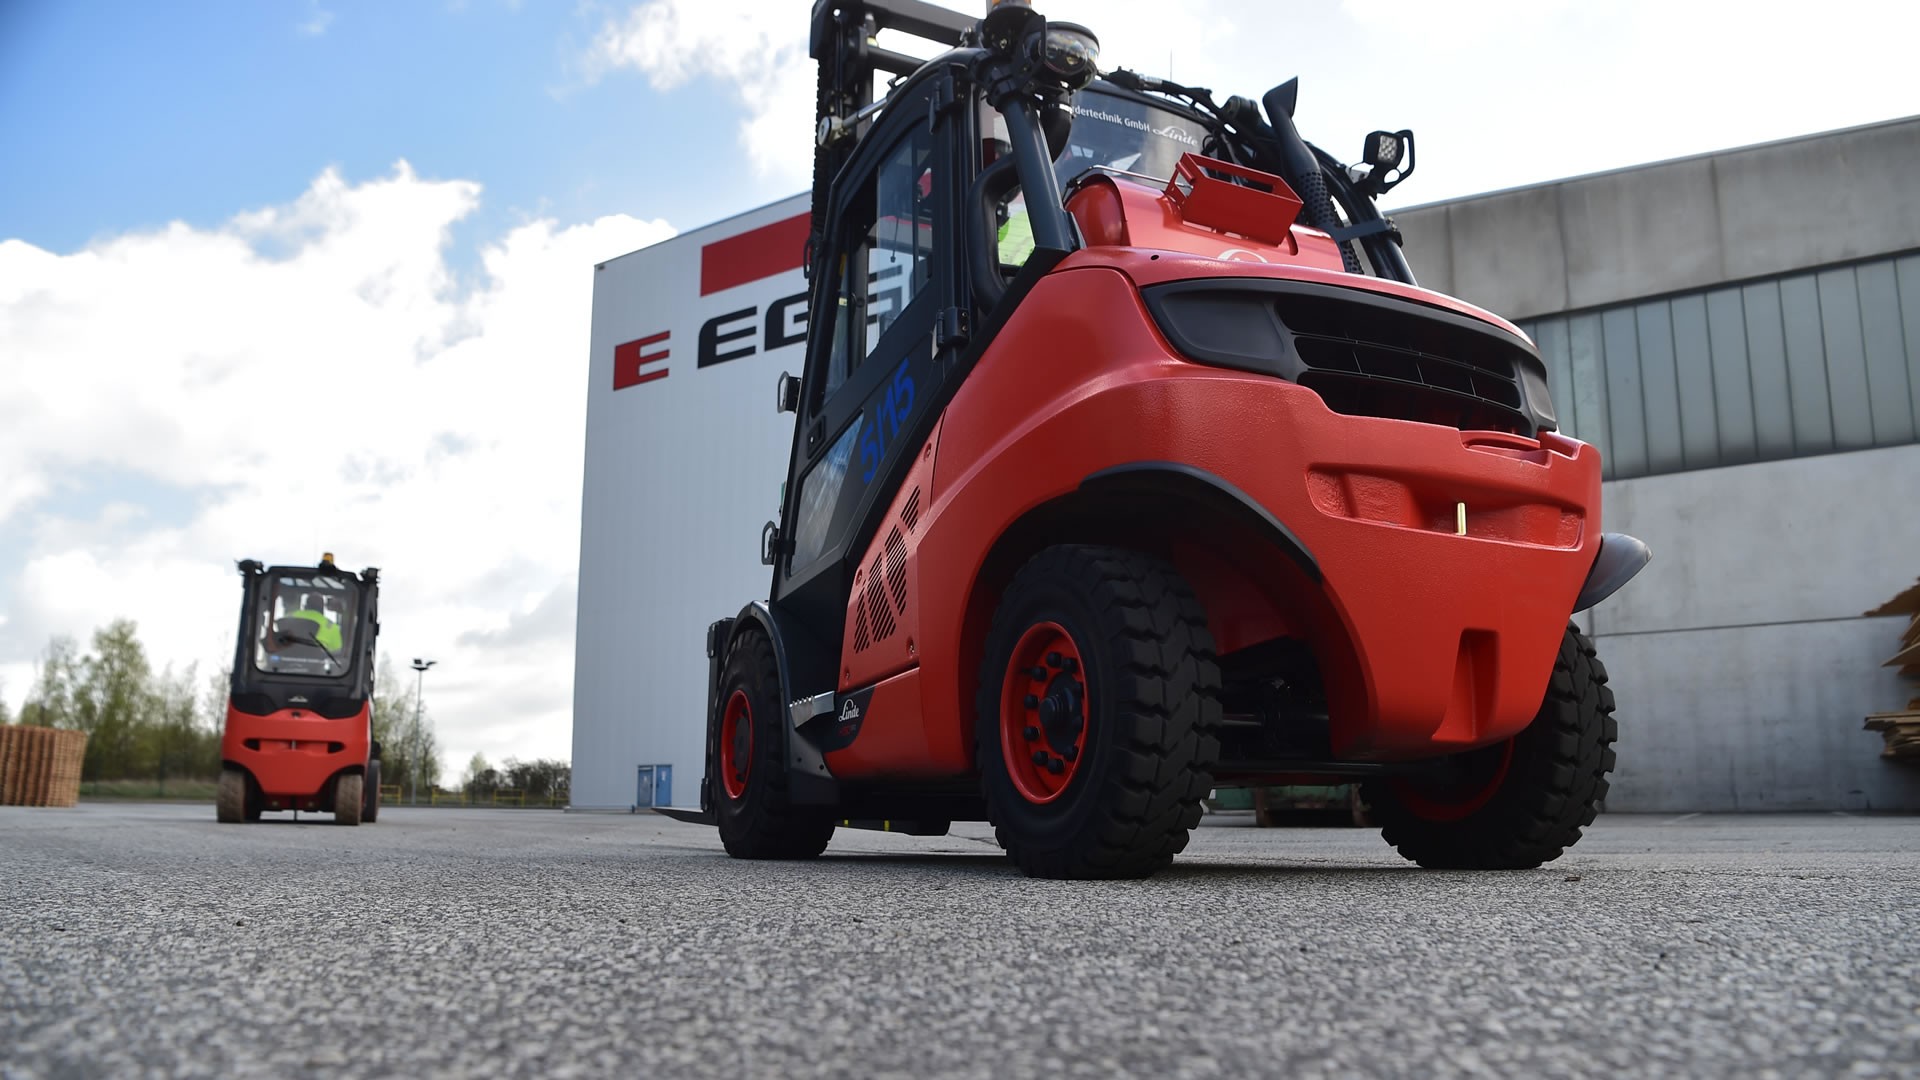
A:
[775, 74, 963, 636]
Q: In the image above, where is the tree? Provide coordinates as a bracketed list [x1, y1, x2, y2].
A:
[146, 663, 213, 793]
[369, 655, 442, 799]
[499, 757, 571, 803]
[462, 752, 490, 791]
[0, 680, 11, 726]
[74, 621, 153, 781]
[18, 636, 81, 729]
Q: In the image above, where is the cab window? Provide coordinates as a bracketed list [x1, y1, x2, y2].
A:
[821, 122, 936, 403]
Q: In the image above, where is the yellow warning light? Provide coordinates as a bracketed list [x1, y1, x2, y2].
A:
[321, 551, 336, 564]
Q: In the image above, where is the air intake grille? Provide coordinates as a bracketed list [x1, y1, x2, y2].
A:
[1141, 279, 1556, 436]
[1272, 293, 1528, 434]
[901, 487, 922, 532]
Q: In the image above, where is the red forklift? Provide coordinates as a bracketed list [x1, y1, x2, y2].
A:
[670, 0, 1649, 878]
[218, 554, 382, 825]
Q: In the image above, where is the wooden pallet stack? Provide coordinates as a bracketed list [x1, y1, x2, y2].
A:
[1863, 579, 1920, 762]
[0, 725, 90, 807]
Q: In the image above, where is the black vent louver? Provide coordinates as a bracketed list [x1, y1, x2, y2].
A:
[1143, 278, 1556, 436]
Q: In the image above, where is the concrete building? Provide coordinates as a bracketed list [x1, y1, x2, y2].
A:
[570, 115, 1920, 813]
[1393, 115, 1920, 810]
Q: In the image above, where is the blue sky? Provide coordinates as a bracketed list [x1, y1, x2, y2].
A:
[0, 1, 763, 260]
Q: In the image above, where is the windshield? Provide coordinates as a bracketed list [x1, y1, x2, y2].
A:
[252, 574, 357, 676]
[1058, 88, 1206, 183]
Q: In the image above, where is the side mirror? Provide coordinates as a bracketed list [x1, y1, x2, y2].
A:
[776, 372, 801, 414]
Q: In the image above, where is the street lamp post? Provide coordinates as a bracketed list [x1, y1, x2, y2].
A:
[410, 658, 436, 805]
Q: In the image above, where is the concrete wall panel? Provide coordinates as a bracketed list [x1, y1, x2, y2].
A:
[1591, 444, 1920, 636]
[1704, 288, 1758, 464]
[1714, 122, 1920, 284]
[1635, 303, 1685, 475]
[1598, 618, 1920, 812]
[1779, 275, 1835, 453]
[1670, 295, 1720, 469]
[1817, 268, 1875, 451]
[1393, 204, 1453, 297]
[1858, 262, 1917, 445]
[1741, 281, 1797, 460]
[1898, 256, 1920, 432]
[1440, 186, 1567, 318]
[1559, 158, 1723, 313]
[1389, 116, 1920, 321]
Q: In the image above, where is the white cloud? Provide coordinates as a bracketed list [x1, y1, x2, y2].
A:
[0, 163, 675, 769]
[297, 4, 335, 37]
[583, 0, 818, 187]
[581, 0, 1920, 210]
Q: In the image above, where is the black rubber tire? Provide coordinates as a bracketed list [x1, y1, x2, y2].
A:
[1364, 624, 1617, 869]
[334, 773, 363, 826]
[216, 767, 246, 824]
[363, 760, 381, 824]
[976, 545, 1222, 880]
[714, 628, 836, 860]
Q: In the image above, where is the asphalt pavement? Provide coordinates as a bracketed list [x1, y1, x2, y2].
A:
[3, 802, 1918, 1079]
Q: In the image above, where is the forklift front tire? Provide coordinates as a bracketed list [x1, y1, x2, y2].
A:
[363, 759, 382, 824]
[714, 627, 836, 860]
[334, 773, 364, 827]
[216, 767, 246, 824]
[1364, 624, 1617, 869]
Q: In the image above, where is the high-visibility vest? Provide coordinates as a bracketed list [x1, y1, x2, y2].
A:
[287, 608, 344, 652]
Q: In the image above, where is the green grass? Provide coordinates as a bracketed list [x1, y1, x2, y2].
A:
[79, 778, 222, 801]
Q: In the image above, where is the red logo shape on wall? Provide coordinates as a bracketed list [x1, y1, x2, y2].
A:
[613, 331, 670, 390]
[699, 213, 809, 297]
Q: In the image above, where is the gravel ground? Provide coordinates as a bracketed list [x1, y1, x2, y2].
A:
[2, 803, 1918, 1079]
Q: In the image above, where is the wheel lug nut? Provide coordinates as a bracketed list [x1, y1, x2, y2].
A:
[1062, 746, 1078, 762]
[1023, 725, 1040, 741]
[1029, 666, 1048, 680]
[1046, 652, 1062, 667]
[1024, 694, 1039, 709]
[1060, 658, 1078, 673]
[1046, 757, 1066, 775]
[1032, 750, 1049, 766]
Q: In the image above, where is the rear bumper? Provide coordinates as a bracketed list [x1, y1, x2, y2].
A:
[221, 702, 369, 802]
[1216, 384, 1603, 756]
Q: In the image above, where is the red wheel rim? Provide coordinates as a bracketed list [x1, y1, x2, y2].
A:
[1391, 738, 1513, 822]
[720, 689, 753, 801]
[999, 622, 1089, 805]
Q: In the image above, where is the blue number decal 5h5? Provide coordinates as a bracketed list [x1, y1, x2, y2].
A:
[860, 358, 917, 484]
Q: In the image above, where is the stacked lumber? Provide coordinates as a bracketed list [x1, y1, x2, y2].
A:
[1863, 579, 1920, 761]
[0, 725, 89, 806]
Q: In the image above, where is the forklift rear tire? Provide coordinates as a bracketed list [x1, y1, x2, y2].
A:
[714, 627, 836, 860]
[363, 760, 381, 824]
[1364, 624, 1616, 869]
[976, 545, 1222, 879]
[334, 773, 364, 826]
[217, 767, 246, 824]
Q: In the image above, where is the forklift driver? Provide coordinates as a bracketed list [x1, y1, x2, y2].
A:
[286, 590, 344, 653]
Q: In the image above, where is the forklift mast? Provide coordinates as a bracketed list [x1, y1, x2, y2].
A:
[807, 0, 974, 281]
